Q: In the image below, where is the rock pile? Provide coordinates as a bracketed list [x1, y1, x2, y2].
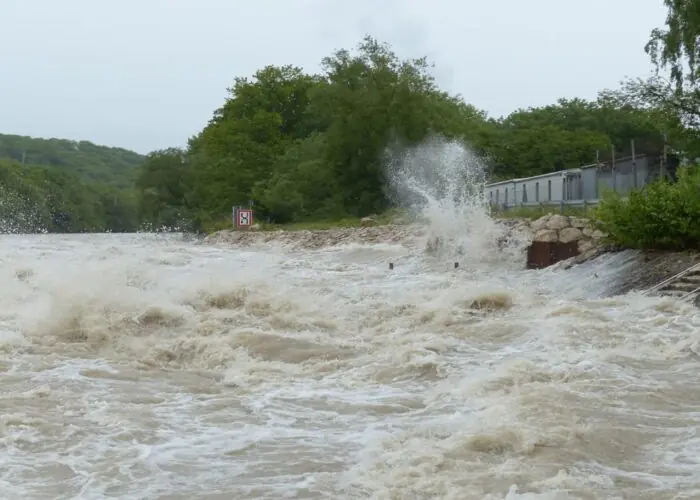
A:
[517, 214, 606, 252]
[503, 214, 609, 268]
[203, 224, 420, 250]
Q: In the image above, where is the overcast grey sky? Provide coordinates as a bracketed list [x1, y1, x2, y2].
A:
[1, 0, 667, 154]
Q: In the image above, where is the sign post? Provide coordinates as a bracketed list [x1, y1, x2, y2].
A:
[234, 206, 254, 230]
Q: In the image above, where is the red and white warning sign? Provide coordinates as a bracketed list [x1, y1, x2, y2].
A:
[235, 208, 253, 229]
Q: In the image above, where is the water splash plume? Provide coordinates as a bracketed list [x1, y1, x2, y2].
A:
[385, 135, 523, 266]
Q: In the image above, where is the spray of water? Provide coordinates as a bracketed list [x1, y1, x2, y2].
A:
[385, 135, 524, 265]
[0, 185, 47, 234]
[137, 217, 193, 234]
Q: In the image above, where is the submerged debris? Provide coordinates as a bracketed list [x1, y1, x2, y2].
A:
[468, 293, 513, 312]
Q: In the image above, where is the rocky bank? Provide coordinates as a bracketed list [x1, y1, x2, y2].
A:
[204, 213, 610, 266]
[203, 224, 420, 250]
[499, 214, 611, 269]
[500, 214, 700, 296]
[203, 215, 700, 300]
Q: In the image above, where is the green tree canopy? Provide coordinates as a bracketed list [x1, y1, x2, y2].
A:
[0, 159, 138, 233]
[136, 35, 682, 230]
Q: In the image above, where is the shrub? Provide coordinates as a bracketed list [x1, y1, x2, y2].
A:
[594, 165, 700, 250]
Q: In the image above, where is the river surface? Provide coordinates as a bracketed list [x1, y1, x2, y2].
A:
[2, 233, 700, 500]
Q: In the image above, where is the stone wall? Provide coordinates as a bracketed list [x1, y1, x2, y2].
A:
[506, 214, 608, 269]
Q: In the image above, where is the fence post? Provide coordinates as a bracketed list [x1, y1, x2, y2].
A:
[595, 150, 601, 199]
[662, 130, 669, 180]
[631, 139, 638, 189]
[611, 144, 617, 194]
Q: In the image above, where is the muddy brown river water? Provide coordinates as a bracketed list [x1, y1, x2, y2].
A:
[1, 232, 700, 499]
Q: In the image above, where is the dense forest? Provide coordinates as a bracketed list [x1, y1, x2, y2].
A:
[0, 134, 144, 187]
[2, 1, 699, 235]
[0, 159, 138, 233]
[0, 134, 143, 232]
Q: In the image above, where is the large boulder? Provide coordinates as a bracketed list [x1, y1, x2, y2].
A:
[534, 229, 559, 243]
[530, 216, 550, 232]
[569, 217, 589, 229]
[546, 214, 570, 231]
[559, 227, 584, 244]
[578, 239, 595, 253]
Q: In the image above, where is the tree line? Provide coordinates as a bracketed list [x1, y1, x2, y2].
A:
[134, 29, 697, 232]
[3, 0, 699, 244]
[0, 135, 142, 233]
[0, 133, 144, 188]
[0, 159, 138, 233]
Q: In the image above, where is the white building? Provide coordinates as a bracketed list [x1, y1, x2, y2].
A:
[485, 170, 577, 207]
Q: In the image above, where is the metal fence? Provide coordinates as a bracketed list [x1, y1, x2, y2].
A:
[485, 151, 676, 214]
[492, 198, 600, 215]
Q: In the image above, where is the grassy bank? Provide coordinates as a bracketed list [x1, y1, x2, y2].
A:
[202, 209, 411, 234]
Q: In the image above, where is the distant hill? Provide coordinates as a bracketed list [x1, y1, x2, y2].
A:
[0, 133, 145, 188]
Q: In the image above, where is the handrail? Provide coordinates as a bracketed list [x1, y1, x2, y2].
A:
[681, 285, 700, 302]
[643, 262, 700, 295]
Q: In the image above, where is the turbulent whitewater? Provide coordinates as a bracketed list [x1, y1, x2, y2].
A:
[3, 140, 700, 499]
[2, 230, 700, 500]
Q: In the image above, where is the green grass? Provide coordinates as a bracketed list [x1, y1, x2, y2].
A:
[204, 208, 413, 233]
[491, 205, 593, 220]
[262, 217, 368, 231]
